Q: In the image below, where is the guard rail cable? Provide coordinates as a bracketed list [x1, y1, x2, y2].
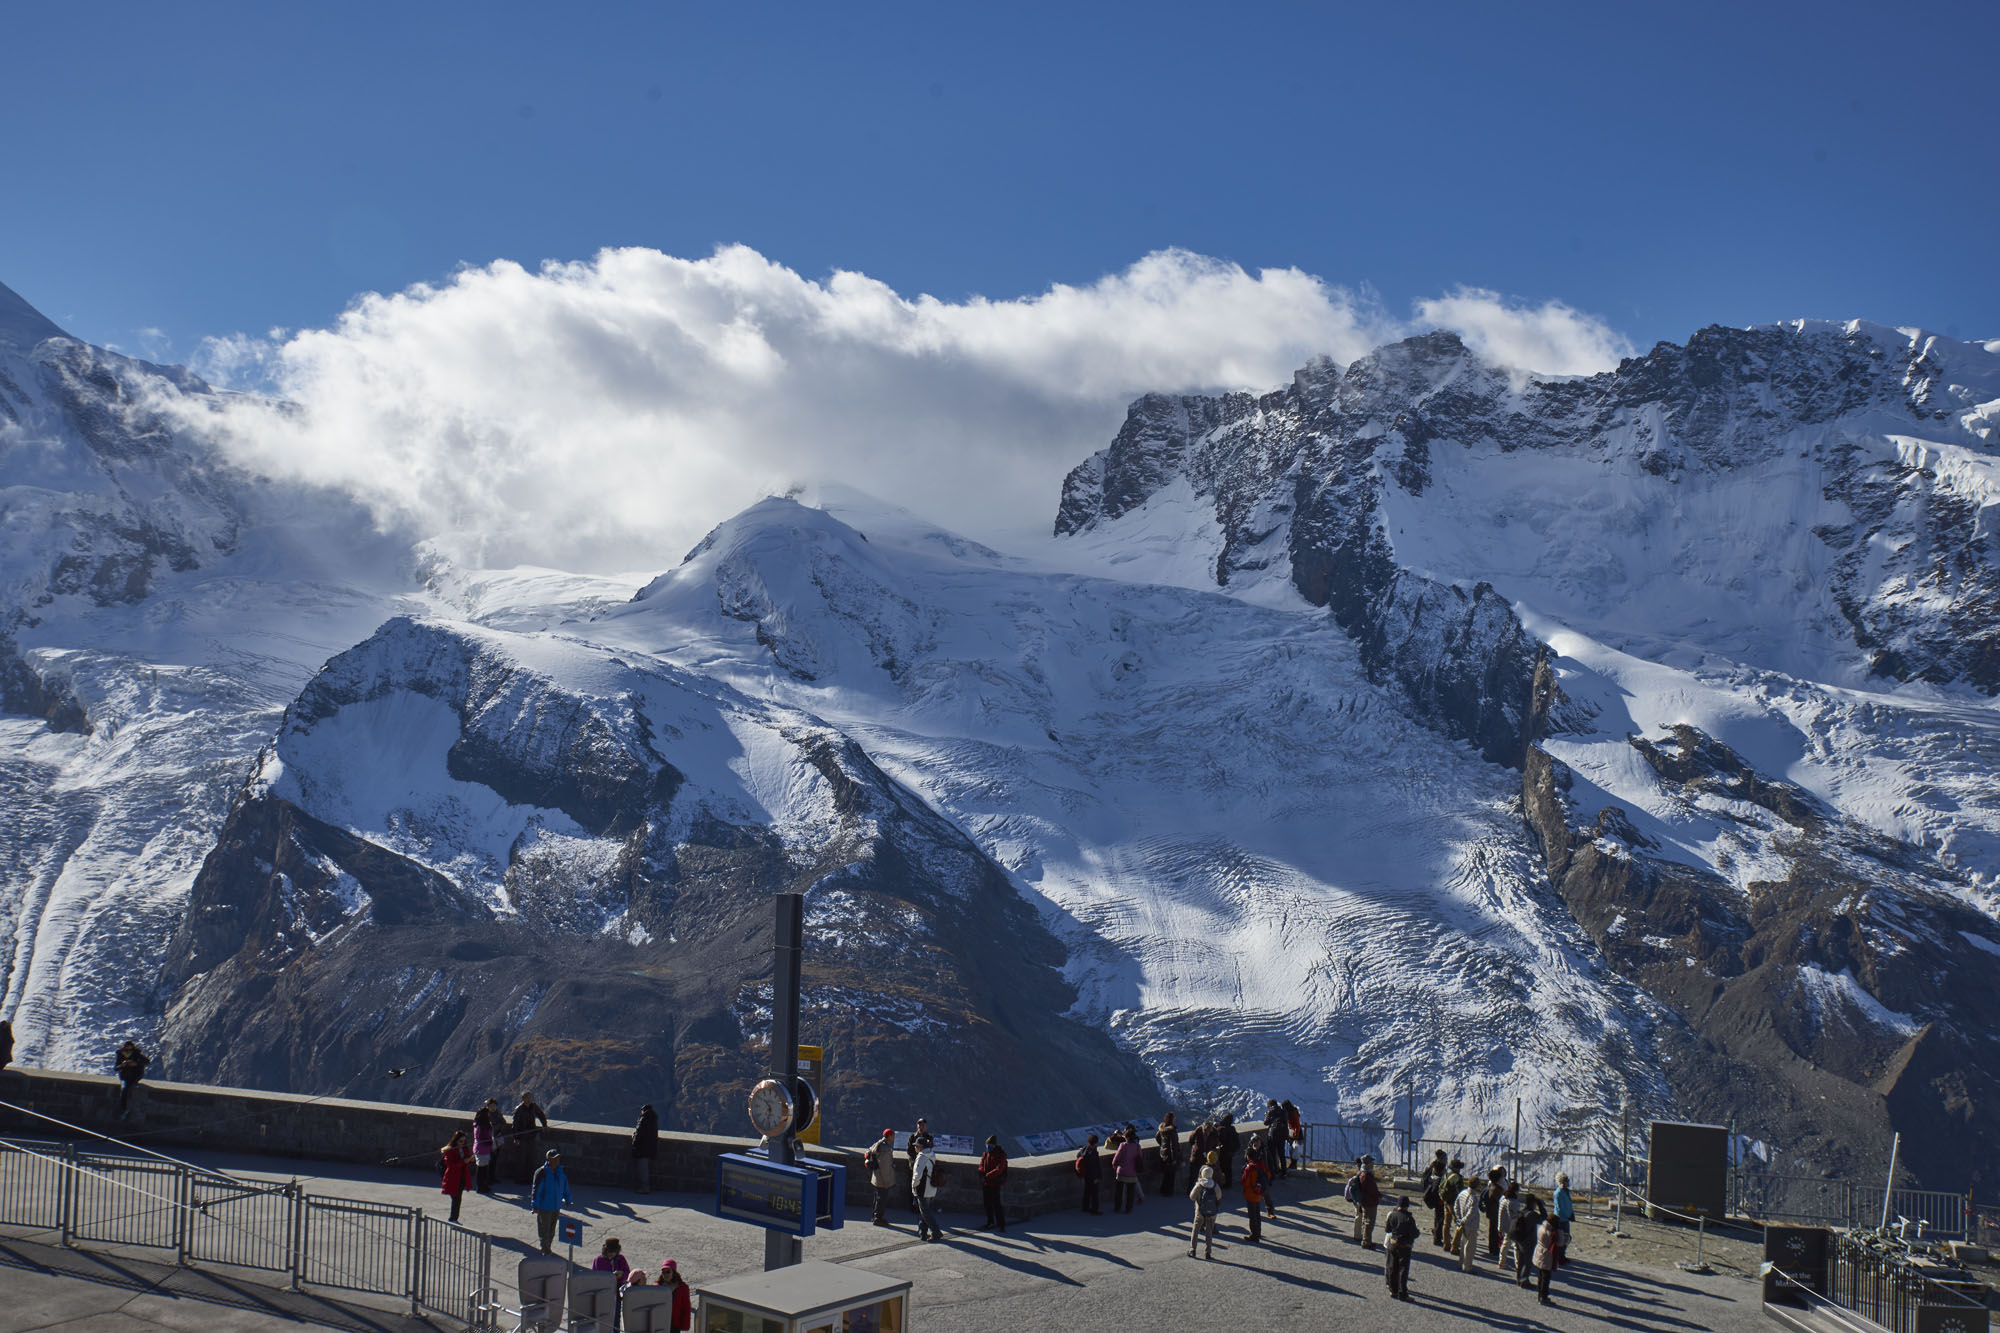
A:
[1600, 1178, 1766, 1273]
[0, 1134, 476, 1314]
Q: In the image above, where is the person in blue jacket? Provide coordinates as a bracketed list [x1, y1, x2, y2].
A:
[532, 1148, 573, 1254]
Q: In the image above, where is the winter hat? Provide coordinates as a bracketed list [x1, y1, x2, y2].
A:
[882, 1128, 895, 1138]
[985, 1135, 999, 1147]
[546, 1148, 560, 1160]
[1199, 1165, 1215, 1182]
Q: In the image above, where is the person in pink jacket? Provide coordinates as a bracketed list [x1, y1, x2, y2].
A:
[1111, 1125, 1143, 1213]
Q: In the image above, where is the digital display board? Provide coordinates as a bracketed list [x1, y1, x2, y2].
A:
[716, 1152, 816, 1238]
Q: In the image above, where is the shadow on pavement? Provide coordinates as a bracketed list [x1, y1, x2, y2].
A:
[0, 1235, 433, 1331]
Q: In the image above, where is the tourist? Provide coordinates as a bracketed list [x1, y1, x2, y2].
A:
[633, 1103, 659, 1195]
[531, 1148, 573, 1254]
[867, 1127, 898, 1225]
[1351, 1154, 1382, 1248]
[1485, 1166, 1507, 1258]
[1076, 1132, 1103, 1215]
[657, 1260, 693, 1330]
[1421, 1149, 1450, 1244]
[1217, 1113, 1240, 1190]
[439, 1129, 473, 1223]
[114, 1040, 148, 1118]
[627, 1268, 648, 1287]
[1496, 1181, 1523, 1272]
[1111, 1125, 1142, 1213]
[977, 1135, 1008, 1231]
[905, 1117, 933, 1213]
[912, 1141, 943, 1241]
[1453, 1166, 1483, 1273]
[1188, 1164, 1221, 1259]
[1383, 1196, 1420, 1301]
[1241, 1137, 1273, 1242]
[512, 1092, 549, 1185]
[1438, 1157, 1465, 1248]
[594, 1235, 631, 1284]
[1281, 1100, 1302, 1176]
[1186, 1121, 1211, 1183]
[1552, 1173, 1575, 1266]
[471, 1104, 497, 1195]
[1262, 1100, 1286, 1175]
[0, 1018, 13, 1073]
[1533, 1210, 1560, 1305]
[1154, 1113, 1180, 1198]
[1512, 1195, 1546, 1287]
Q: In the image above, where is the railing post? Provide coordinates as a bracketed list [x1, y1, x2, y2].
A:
[174, 1165, 190, 1268]
[58, 1143, 74, 1248]
[409, 1208, 424, 1318]
[288, 1187, 303, 1291]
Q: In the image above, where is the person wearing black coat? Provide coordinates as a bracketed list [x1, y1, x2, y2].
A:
[1217, 1114, 1241, 1192]
[114, 1041, 148, 1118]
[632, 1103, 659, 1194]
[1154, 1114, 1180, 1198]
[0, 1019, 13, 1074]
[1483, 1168, 1506, 1257]
[1075, 1133, 1103, 1214]
[512, 1092, 549, 1184]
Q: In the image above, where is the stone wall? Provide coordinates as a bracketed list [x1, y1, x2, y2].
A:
[0, 1068, 1134, 1221]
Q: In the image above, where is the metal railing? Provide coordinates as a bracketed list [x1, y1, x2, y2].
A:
[1734, 1172, 1971, 1238]
[1831, 1230, 1989, 1333]
[0, 1137, 497, 1328]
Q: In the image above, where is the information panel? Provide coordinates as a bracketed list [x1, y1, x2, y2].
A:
[716, 1153, 816, 1238]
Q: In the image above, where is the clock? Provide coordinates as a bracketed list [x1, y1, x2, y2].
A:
[747, 1077, 796, 1137]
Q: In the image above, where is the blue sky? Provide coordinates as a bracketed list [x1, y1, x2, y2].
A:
[7, 0, 1997, 360]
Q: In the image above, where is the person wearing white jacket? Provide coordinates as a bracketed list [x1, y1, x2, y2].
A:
[1453, 1169, 1484, 1273]
[911, 1146, 943, 1242]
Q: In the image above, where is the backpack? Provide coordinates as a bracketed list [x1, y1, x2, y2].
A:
[1196, 1183, 1219, 1219]
[1073, 1153, 1085, 1178]
[1423, 1179, 1441, 1209]
[1343, 1174, 1358, 1203]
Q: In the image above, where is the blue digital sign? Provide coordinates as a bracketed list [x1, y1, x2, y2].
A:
[716, 1153, 817, 1238]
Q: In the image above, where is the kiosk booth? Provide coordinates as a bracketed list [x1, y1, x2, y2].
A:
[697, 1260, 910, 1333]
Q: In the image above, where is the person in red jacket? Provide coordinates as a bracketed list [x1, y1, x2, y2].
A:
[657, 1259, 692, 1331]
[438, 1130, 473, 1223]
[1241, 1139, 1273, 1243]
[978, 1136, 1009, 1231]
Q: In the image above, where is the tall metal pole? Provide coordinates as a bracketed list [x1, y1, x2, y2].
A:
[1878, 1132, 1901, 1231]
[766, 893, 805, 1272]
[1513, 1098, 1521, 1183]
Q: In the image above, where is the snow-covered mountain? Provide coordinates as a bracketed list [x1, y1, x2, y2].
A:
[2, 275, 1996, 1186]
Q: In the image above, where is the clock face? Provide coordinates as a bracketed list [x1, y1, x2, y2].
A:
[747, 1078, 795, 1136]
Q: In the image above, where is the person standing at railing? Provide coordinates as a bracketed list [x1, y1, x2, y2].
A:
[512, 1092, 549, 1185]
[471, 1104, 498, 1195]
[1261, 1100, 1286, 1177]
[1155, 1113, 1180, 1199]
[0, 1018, 13, 1074]
[977, 1136, 1009, 1231]
[1075, 1132, 1103, 1215]
[1217, 1114, 1241, 1193]
[1111, 1126, 1142, 1214]
[531, 1148, 573, 1255]
[1282, 1100, 1302, 1176]
[633, 1103, 659, 1195]
[114, 1040, 148, 1118]
[1350, 1154, 1382, 1249]
[439, 1129, 473, 1222]
[1552, 1173, 1575, 1267]
[868, 1127, 900, 1224]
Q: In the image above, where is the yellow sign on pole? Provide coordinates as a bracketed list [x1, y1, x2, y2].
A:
[797, 1044, 823, 1144]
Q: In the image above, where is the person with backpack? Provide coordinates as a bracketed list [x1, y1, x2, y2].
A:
[1187, 1164, 1221, 1259]
[1261, 1100, 1286, 1176]
[1186, 1121, 1211, 1183]
[439, 1129, 473, 1222]
[1241, 1139, 1273, 1242]
[1111, 1126, 1142, 1214]
[1074, 1132, 1103, 1214]
[1154, 1113, 1180, 1198]
[1383, 1196, 1421, 1301]
[113, 1040, 149, 1118]
[867, 1127, 899, 1225]
[1420, 1149, 1449, 1243]
[1350, 1154, 1382, 1248]
[632, 1103, 659, 1194]
[977, 1136, 1008, 1231]
[1438, 1158, 1466, 1248]
[912, 1142, 943, 1241]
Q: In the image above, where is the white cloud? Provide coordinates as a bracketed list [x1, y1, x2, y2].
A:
[1415, 287, 1636, 379]
[165, 246, 1628, 572]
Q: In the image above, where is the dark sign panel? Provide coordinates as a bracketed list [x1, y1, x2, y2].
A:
[716, 1152, 816, 1238]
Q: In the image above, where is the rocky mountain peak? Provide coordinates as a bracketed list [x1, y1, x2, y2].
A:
[0, 279, 69, 351]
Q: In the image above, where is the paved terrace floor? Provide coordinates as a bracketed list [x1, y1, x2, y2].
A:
[2, 1147, 1780, 1332]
